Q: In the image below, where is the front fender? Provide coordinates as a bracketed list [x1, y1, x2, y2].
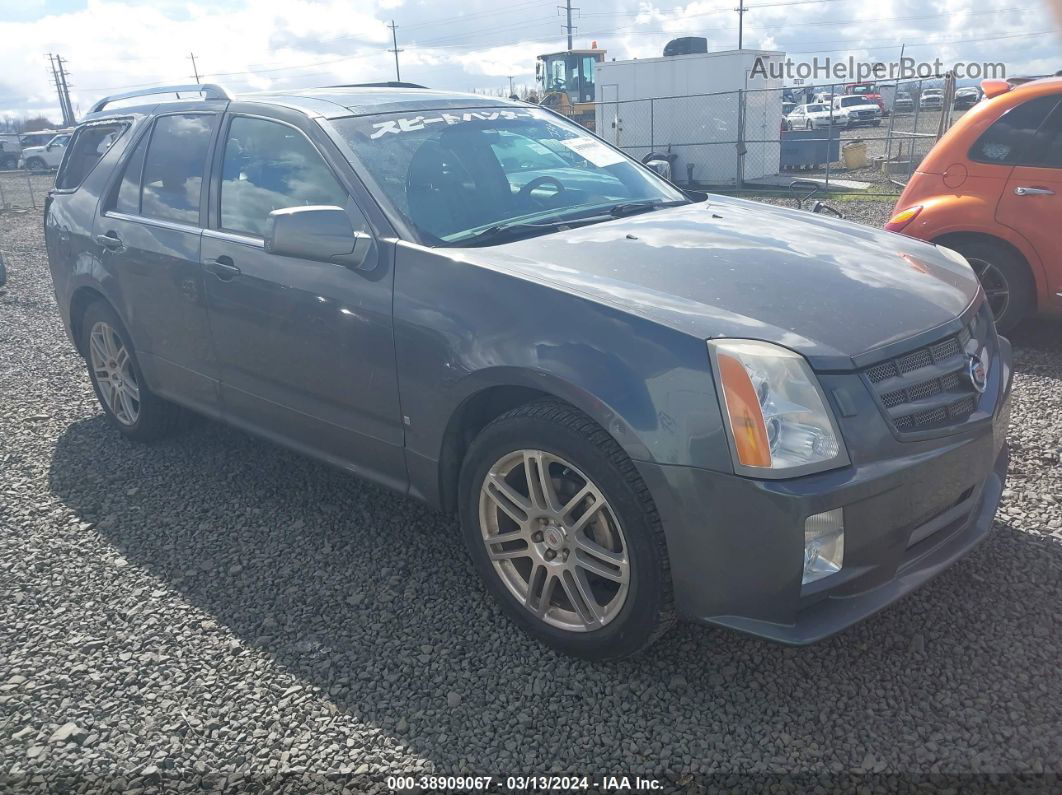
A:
[393, 244, 733, 497]
[898, 194, 1048, 296]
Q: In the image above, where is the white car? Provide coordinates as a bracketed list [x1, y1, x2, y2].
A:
[18, 133, 71, 170]
[786, 103, 848, 130]
[832, 95, 882, 127]
[920, 89, 944, 109]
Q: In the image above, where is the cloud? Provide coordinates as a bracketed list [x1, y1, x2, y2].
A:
[0, 0, 1056, 122]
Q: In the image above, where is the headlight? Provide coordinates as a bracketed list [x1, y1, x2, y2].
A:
[708, 339, 848, 477]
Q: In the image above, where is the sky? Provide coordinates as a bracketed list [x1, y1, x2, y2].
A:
[0, 0, 1058, 122]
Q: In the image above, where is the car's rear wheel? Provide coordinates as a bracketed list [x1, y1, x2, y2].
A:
[459, 400, 675, 659]
[945, 239, 1035, 332]
[82, 301, 183, 441]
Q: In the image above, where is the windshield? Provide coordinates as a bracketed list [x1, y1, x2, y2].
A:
[806, 104, 826, 113]
[838, 97, 866, 108]
[333, 107, 685, 246]
[849, 85, 875, 95]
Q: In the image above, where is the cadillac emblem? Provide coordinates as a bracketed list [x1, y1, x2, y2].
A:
[967, 350, 989, 394]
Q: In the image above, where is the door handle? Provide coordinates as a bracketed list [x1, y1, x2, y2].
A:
[1014, 186, 1055, 196]
[94, 232, 123, 251]
[205, 256, 241, 281]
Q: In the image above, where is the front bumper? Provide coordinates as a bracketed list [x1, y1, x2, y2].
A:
[636, 339, 1012, 645]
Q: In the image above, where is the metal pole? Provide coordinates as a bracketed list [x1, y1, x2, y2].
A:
[23, 168, 37, 210]
[736, 0, 745, 50]
[736, 89, 745, 188]
[824, 82, 834, 189]
[56, 56, 75, 126]
[564, 0, 574, 50]
[650, 98, 654, 152]
[388, 21, 402, 83]
[909, 78, 923, 183]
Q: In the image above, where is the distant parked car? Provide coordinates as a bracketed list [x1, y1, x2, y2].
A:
[893, 93, 914, 112]
[18, 132, 71, 170]
[953, 87, 982, 109]
[887, 76, 1062, 330]
[832, 95, 882, 127]
[920, 90, 944, 110]
[787, 103, 847, 130]
[0, 134, 20, 169]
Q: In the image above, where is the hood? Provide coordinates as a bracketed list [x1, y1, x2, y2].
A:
[20, 145, 45, 156]
[464, 196, 980, 369]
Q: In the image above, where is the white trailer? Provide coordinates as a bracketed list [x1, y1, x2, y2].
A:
[594, 49, 785, 185]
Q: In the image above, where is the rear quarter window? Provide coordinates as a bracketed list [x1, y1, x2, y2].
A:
[55, 121, 129, 190]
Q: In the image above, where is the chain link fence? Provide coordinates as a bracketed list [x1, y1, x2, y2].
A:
[579, 80, 966, 196]
[0, 169, 52, 214]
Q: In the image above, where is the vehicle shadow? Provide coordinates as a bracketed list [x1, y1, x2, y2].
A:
[46, 411, 1061, 775]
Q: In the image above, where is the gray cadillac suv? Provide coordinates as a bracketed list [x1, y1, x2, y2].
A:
[45, 83, 1012, 659]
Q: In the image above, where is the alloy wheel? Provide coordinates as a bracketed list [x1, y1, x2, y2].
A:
[478, 449, 630, 632]
[968, 256, 1010, 320]
[89, 321, 140, 425]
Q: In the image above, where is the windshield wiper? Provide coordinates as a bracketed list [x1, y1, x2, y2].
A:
[445, 200, 690, 247]
[445, 218, 598, 247]
[606, 199, 691, 217]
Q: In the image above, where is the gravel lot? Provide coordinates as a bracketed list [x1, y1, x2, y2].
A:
[1, 205, 1061, 793]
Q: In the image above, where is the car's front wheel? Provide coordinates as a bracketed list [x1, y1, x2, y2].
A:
[459, 400, 675, 659]
[25, 157, 46, 170]
[82, 300, 184, 441]
[944, 239, 1035, 332]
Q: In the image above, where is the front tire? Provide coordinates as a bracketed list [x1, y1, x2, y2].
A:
[25, 157, 45, 170]
[459, 400, 675, 660]
[81, 300, 183, 441]
[945, 239, 1035, 332]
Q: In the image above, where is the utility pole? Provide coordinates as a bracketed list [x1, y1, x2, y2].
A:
[387, 21, 403, 83]
[189, 52, 201, 84]
[507, 75, 515, 96]
[558, 0, 577, 50]
[736, 0, 746, 50]
[48, 54, 75, 127]
[57, 56, 75, 125]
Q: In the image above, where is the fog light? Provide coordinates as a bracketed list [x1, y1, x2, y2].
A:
[803, 508, 844, 585]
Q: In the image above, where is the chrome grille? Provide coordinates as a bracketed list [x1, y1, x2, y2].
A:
[862, 319, 984, 434]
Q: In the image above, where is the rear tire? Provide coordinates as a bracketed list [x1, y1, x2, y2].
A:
[459, 400, 675, 660]
[943, 239, 1035, 333]
[81, 300, 184, 442]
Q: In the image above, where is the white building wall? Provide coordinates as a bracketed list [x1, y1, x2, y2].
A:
[594, 50, 784, 185]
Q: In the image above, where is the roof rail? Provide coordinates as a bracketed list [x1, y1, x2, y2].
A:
[90, 83, 233, 114]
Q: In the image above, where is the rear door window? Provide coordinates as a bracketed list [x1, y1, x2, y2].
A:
[140, 113, 215, 225]
[55, 121, 128, 190]
[969, 96, 1061, 165]
[219, 116, 350, 237]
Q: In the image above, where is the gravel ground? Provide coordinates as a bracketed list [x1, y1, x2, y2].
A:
[1, 206, 1061, 793]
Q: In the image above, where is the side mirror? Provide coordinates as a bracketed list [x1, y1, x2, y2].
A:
[644, 158, 672, 180]
[265, 205, 375, 270]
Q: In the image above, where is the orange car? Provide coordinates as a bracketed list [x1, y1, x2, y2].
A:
[886, 76, 1062, 331]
